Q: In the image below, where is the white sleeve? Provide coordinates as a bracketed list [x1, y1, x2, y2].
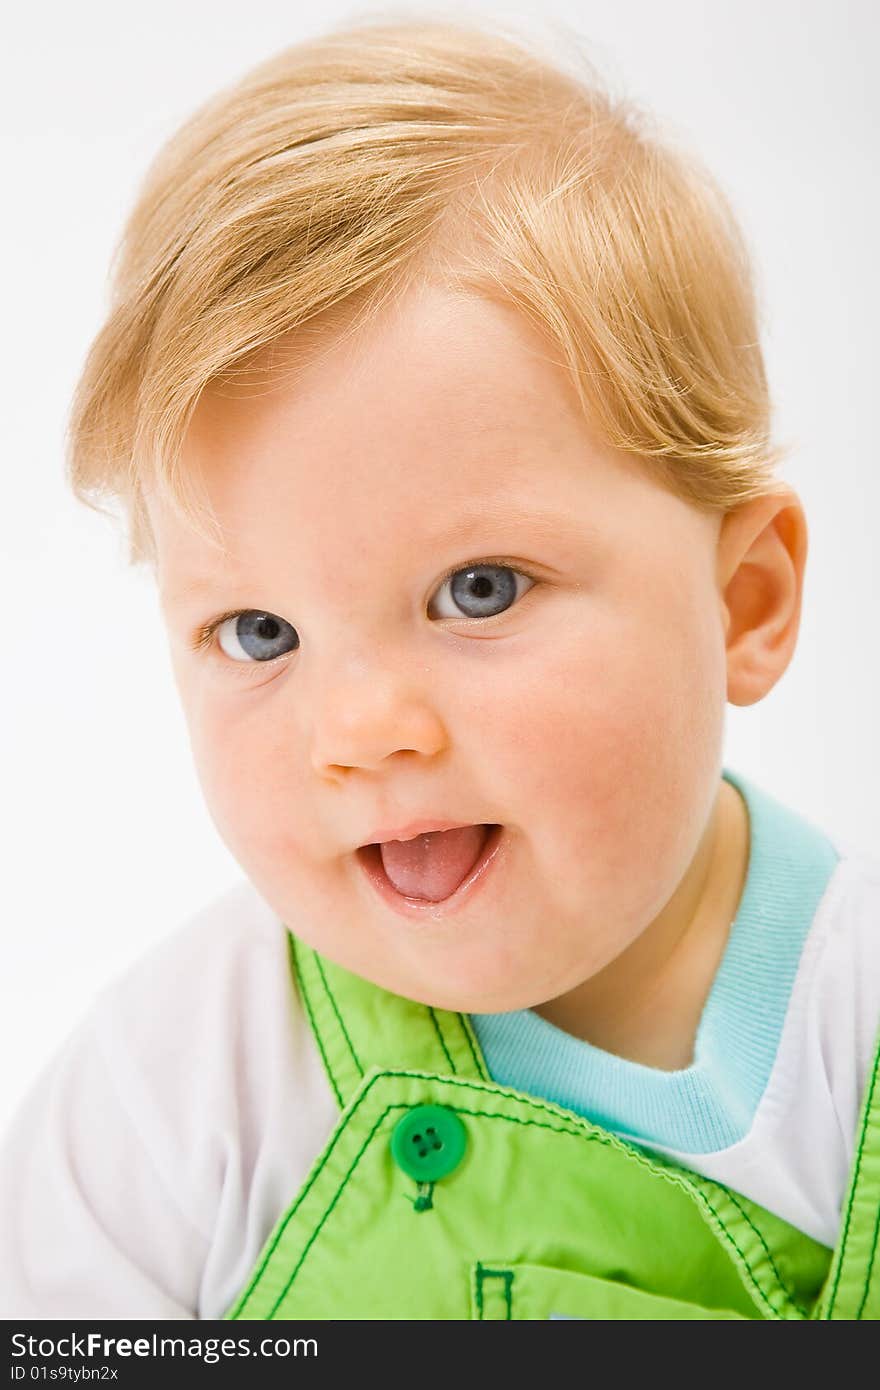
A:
[0, 1014, 207, 1319]
[0, 879, 339, 1321]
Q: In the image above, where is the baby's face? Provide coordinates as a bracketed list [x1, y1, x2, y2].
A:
[150, 281, 729, 1012]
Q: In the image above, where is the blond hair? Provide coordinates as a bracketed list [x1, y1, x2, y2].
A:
[65, 10, 792, 567]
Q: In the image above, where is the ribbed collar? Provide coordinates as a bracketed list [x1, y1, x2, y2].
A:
[469, 768, 840, 1154]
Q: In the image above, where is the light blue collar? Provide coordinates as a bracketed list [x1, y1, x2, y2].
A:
[469, 767, 840, 1153]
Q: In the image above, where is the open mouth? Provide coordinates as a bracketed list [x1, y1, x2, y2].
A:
[356, 824, 505, 915]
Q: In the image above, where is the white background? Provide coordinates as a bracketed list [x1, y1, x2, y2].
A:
[2, 0, 878, 1134]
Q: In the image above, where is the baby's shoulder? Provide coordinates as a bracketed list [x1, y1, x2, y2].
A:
[0, 881, 336, 1318]
[72, 878, 334, 1179]
[77, 879, 335, 1229]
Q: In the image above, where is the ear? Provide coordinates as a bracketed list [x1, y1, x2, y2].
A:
[716, 488, 808, 707]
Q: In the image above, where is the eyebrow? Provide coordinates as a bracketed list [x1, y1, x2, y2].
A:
[161, 501, 592, 607]
[162, 575, 237, 606]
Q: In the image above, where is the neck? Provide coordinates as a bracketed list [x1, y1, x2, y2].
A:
[532, 777, 750, 1070]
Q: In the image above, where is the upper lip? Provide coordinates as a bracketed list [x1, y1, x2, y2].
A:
[358, 819, 492, 848]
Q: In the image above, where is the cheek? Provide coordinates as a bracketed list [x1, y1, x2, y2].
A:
[181, 687, 310, 862]
[477, 585, 725, 902]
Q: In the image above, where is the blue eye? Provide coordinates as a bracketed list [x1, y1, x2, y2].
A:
[430, 564, 535, 620]
[203, 562, 535, 667]
[216, 611, 299, 663]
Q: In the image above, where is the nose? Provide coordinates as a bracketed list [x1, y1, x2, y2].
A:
[309, 658, 448, 778]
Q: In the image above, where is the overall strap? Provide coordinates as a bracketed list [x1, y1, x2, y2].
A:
[289, 934, 490, 1109]
[819, 1023, 880, 1319]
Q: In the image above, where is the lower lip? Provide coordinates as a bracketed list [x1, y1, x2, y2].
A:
[356, 824, 506, 919]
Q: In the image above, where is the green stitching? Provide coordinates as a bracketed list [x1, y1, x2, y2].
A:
[232, 1069, 796, 1321]
[459, 1013, 491, 1081]
[312, 950, 364, 1079]
[427, 1007, 457, 1073]
[413, 1181, 434, 1213]
[854, 1177, 880, 1320]
[266, 1104, 397, 1318]
[230, 1096, 390, 1314]
[297, 940, 491, 1084]
[283, 942, 827, 1319]
[288, 938, 343, 1110]
[233, 1102, 400, 1317]
[724, 1189, 809, 1318]
[826, 1035, 880, 1317]
[315, 947, 455, 1080]
[230, 1084, 589, 1318]
[376, 1069, 603, 1132]
[475, 1265, 514, 1319]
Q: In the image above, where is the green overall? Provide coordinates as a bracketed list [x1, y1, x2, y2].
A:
[225, 935, 880, 1320]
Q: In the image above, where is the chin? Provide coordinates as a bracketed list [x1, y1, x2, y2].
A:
[378, 971, 550, 1016]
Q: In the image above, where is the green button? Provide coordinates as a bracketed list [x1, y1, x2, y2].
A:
[391, 1105, 467, 1182]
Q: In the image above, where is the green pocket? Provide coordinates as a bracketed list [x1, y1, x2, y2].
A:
[472, 1262, 750, 1320]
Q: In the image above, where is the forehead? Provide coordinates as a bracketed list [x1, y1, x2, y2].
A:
[188, 280, 593, 471]
[149, 281, 665, 584]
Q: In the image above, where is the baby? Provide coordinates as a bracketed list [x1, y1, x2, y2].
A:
[2, 14, 878, 1321]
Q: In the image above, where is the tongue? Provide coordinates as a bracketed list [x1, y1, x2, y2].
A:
[379, 825, 490, 901]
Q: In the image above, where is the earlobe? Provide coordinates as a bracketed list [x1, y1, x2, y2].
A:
[718, 489, 808, 707]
